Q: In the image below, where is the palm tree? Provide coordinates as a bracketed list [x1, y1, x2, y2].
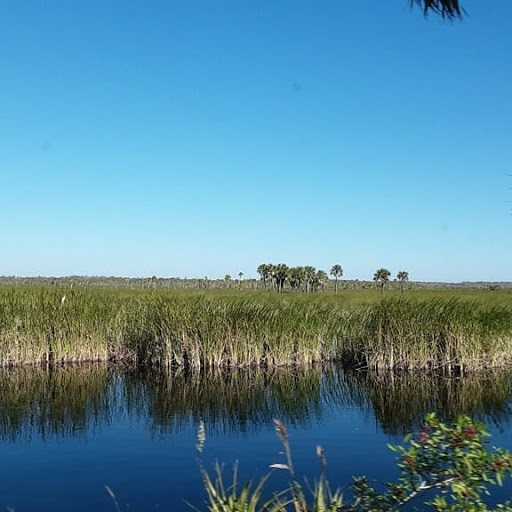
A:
[316, 270, 328, 292]
[397, 271, 409, 294]
[256, 264, 271, 290]
[330, 264, 343, 295]
[303, 266, 317, 293]
[374, 268, 391, 294]
[288, 266, 303, 292]
[224, 274, 232, 288]
[238, 271, 244, 290]
[411, 0, 464, 19]
[296, 266, 307, 292]
[273, 264, 289, 293]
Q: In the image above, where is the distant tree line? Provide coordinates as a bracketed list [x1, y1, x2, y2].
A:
[1, 274, 507, 291]
[256, 264, 410, 294]
[0, 267, 410, 293]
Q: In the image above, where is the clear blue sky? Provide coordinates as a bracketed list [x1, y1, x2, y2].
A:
[1, 1, 511, 282]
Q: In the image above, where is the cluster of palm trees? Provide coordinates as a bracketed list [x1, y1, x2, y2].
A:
[256, 264, 344, 294]
[256, 264, 409, 294]
[373, 268, 410, 293]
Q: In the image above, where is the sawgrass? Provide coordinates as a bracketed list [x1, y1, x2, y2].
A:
[1, 286, 511, 370]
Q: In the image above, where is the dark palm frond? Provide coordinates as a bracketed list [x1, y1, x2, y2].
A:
[411, 0, 465, 19]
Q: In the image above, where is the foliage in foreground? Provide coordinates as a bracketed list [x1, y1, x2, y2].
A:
[195, 414, 512, 511]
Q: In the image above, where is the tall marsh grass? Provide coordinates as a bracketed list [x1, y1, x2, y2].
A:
[0, 286, 511, 370]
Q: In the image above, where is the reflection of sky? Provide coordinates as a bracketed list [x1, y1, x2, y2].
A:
[0, 401, 399, 511]
[1, 368, 512, 511]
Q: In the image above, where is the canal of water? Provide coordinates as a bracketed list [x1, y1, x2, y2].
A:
[1, 365, 512, 511]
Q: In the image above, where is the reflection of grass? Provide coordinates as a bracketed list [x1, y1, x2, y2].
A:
[344, 369, 512, 435]
[0, 365, 329, 441]
[127, 367, 326, 434]
[125, 367, 512, 437]
[0, 364, 115, 441]
[1, 286, 512, 369]
[1, 365, 512, 441]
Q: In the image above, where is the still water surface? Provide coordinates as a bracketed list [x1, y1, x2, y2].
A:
[1, 365, 512, 511]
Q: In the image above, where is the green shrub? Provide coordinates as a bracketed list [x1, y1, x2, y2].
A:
[196, 414, 512, 511]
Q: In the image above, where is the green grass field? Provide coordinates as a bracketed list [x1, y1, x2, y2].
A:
[1, 285, 511, 370]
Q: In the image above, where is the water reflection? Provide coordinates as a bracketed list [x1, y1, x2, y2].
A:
[1, 365, 511, 441]
[0, 365, 118, 441]
[360, 370, 512, 434]
[128, 368, 325, 435]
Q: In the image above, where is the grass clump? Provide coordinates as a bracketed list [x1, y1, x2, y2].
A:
[349, 298, 512, 371]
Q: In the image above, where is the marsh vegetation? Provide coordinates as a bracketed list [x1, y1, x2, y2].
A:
[0, 286, 511, 371]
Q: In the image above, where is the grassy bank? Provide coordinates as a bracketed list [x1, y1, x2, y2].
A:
[1, 286, 511, 370]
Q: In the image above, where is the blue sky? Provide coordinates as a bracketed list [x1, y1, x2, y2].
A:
[1, 1, 511, 282]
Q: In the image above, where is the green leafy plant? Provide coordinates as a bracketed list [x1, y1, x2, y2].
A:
[193, 462, 290, 512]
[195, 414, 512, 511]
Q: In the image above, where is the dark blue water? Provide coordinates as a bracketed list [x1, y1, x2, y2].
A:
[1, 366, 512, 511]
